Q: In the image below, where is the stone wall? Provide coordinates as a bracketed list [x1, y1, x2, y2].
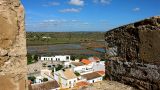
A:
[105, 16, 160, 90]
[0, 0, 27, 90]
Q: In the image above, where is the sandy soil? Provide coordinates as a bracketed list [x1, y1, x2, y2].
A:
[79, 80, 136, 90]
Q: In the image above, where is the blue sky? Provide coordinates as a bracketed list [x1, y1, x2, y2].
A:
[21, 0, 160, 32]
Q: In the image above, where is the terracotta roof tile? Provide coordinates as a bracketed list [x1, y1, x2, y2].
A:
[96, 71, 105, 76]
[93, 57, 100, 61]
[81, 59, 91, 65]
[88, 57, 100, 62]
[63, 69, 77, 79]
[76, 81, 90, 87]
[71, 62, 84, 66]
[31, 80, 60, 90]
[82, 72, 102, 80]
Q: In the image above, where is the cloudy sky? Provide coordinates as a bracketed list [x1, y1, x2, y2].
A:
[21, 0, 160, 32]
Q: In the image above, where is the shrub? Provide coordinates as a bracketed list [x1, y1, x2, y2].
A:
[74, 71, 80, 76]
[43, 78, 48, 82]
[28, 76, 36, 82]
[56, 64, 63, 71]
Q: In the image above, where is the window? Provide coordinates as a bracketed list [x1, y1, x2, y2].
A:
[66, 56, 69, 59]
[92, 80, 94, 83]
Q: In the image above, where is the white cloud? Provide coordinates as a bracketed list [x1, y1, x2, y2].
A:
[93, 0, 112, 4]
[69, 0, 84, 6]
[82, 22, 89, 25]
[133, 7, 140, 11]
[43, 2, 60, 7]
[59, 8, 81, 13]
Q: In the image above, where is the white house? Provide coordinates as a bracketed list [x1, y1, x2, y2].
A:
[54, 69, 77, 88]
[92, 61, 105, 72]
[40, 55, 70, 62]
[81, 72, 103, 83]
[70, 58, 105, 75]
[80, 59, 93, 72]
[70, 62, 85, 72]
[35, 76, 43, 83]
[81, 58, 105, 73]
[42, 36, 51, 39]
[41, 69, 54, 81]
[88, 56, 101, 62]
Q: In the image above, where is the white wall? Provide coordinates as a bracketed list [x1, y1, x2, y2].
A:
[35, 76, 43, 83]
[87, 77, 102, 83]
[67, 78, 77, 88]
[92, 61, 105, 72]
[54, 73, 68, 88]
[54, 72, 77, 88]
[51, 87, 60, 90]
[40, 55, 70, 62]
[73, 66, 86, 73]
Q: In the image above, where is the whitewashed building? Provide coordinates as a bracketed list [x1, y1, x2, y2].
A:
[81, 72, 103, 83]
[40, 55, 70, 62]
[41, 69, 54, 81]
[54, 69, 77, 88]
[35, 76, 43, 83]
[70, 62, 85, 72]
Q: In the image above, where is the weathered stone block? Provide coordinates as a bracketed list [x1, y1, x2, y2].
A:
[105, 16, 160, 90]
[0, 0, 27, 90]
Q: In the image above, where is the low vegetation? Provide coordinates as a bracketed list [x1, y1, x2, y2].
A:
[26, 32, 105, 45]
[27, 54, 39, 65]
[43, 78, 48, 82]
[56, 64, 64, 71]
[28, 76, 36, 82]
[74, 71, 80, 76]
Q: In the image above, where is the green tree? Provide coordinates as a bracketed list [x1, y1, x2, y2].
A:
[71, 56, 76, 61]
[27, 54, 33, 65]
[74, 71, 80, 76]
[43, 78, 48, 82]
[56, 64, 63, 71]
[28, 76, 36, 82]
[34, 54, 39, 62]
[42, 63, 46, 67]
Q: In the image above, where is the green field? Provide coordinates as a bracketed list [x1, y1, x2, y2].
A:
[26, 32, 105, 45]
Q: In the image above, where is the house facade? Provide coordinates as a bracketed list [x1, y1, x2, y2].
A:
[40, 55, 70, 62]
[54, 69, 77, 88]
[81, 72, 103, 83]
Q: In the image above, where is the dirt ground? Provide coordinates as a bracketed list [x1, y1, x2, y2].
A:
[79, 80, 136, 90]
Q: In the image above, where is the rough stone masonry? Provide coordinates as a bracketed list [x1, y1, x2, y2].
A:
[0, 0, 27, 90]
[105, 16, 160, 90]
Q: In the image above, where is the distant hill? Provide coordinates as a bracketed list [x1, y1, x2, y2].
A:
[26, 32, 105, 45]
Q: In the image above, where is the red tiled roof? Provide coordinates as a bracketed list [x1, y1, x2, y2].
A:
[96, 71, 105, 76]
[93, 56, 100, 61]
[81, 59, 91, 65]
[88, 57, 100, 62]
[76, 81, 90, 87]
